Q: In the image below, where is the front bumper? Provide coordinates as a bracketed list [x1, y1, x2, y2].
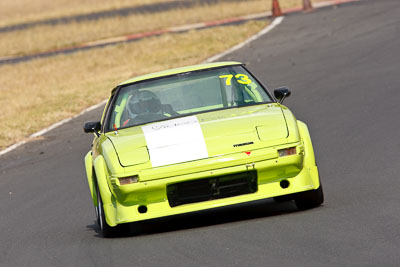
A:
[102, 152, 320, 226]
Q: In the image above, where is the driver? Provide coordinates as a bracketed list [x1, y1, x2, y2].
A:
[122, 90, 178, 127]
[128, 90, 162, 115]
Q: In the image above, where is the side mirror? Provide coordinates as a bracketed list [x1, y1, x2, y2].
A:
[83, 121, 101, 135]
[274, 87, 291, 104]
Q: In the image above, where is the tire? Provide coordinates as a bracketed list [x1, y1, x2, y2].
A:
[96, 185, 115, 238]
[95, 204, 100, 226]
[294, 184, 324, 210]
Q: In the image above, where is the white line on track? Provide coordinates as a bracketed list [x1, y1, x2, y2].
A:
[0, 17, 284, 157]
[0, 100, 107, 157]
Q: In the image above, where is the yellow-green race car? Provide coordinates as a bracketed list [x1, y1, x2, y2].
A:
[83, 61, 323, 237]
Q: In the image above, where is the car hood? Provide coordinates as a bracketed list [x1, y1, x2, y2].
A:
[108, 104, 289, 167]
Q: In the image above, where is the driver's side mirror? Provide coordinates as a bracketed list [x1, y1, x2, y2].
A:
[274, 87, 291, 104]
[83, 121, 101, 136]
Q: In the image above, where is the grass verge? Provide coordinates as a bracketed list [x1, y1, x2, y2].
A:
[0, 0, 327, 57]
[0, 0, 267, 57]
[0, 0, 171, 27]
[0, 20, 267, 150]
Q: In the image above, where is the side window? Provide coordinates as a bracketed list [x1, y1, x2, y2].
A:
[101, 92, 116, 132]
[110, 91, 130, 129]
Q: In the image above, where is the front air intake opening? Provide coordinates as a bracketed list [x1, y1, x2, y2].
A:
[138, 205, 148, 214]
[167, 171, 258, 207]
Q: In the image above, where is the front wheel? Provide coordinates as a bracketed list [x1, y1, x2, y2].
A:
[294, 185, 324, 210]
[96, 185, 115, 238]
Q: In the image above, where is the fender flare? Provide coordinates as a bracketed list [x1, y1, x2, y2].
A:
[297, 120, 320, 188]
[297, 120, 316, 167]
[93, 155, 117, 226]
[84, 151, 97, 207]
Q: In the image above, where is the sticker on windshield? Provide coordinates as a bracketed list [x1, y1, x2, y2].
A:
[219, 74, 252, 85]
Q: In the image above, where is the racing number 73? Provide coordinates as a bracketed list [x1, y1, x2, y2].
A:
[219, 74, 252, 85]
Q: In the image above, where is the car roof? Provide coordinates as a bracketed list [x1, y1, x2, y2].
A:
[118, 61, 242, 86]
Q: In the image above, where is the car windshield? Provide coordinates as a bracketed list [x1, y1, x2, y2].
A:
[107, 65, 272, 131]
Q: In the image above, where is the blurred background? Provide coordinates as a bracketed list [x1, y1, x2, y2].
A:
[0, 0, 323, 150]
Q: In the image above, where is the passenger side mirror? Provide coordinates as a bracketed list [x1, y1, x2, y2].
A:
[83, 121, 101, 136]
[274, 87, 291, 104]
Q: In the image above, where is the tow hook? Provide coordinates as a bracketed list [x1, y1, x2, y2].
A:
[246, 162, 255, 170]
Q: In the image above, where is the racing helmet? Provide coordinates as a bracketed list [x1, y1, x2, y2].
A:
[128, 90, 162, 114]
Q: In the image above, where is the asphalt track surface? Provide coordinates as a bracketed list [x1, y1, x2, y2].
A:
[1, 0, 399, 265]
